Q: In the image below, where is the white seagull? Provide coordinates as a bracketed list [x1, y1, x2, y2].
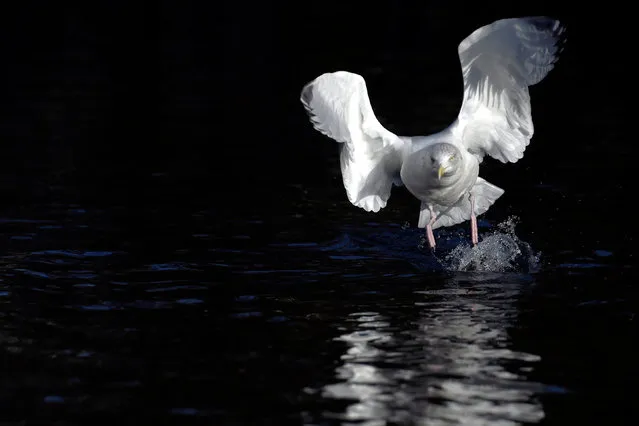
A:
[300, 16, 566, 249]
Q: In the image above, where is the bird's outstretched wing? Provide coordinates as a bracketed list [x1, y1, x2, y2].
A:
[301, 71, 404, 212]
[451, 17, 566, 163]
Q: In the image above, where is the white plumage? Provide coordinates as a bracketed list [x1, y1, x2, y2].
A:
[300, 17, 566, 248]
[301, 71, 404, 213]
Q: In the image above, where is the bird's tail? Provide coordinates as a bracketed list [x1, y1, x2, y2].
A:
[418, 177, 504, 229]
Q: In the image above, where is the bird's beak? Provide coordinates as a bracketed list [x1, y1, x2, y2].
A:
[437, 165, 446, 180]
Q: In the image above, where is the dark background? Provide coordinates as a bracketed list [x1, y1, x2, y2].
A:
[0, 1, 632, 244]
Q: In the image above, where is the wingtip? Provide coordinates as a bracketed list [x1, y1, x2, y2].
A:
[300, 80, 314, 105]
[551, 18, 567, 34]
[527, 16, 567, 62]
[355, 195, 387, 213]
[524, 16, 567, 35]
[552, 21, 568, 61]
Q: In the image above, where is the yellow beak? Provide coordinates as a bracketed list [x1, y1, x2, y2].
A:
[438, 165, 445, 180]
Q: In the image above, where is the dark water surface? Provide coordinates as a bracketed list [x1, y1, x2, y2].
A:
[0, 179, 635, 425]
[0, 3, 635, 424]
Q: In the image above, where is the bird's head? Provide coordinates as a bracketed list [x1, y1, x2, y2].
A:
[429, 143, 462, 180]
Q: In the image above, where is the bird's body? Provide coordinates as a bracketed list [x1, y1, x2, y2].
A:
[401, 138, 479, 207]
[300, 17, 566, 248]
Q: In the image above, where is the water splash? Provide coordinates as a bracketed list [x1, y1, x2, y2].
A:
[441, 217, 540, 273]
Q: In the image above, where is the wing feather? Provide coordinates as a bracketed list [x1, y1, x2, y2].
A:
[301, 71, 404, 212]
[452, 17, 566, 163]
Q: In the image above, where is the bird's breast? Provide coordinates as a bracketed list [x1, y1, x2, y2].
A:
[401, 155, 479, 206]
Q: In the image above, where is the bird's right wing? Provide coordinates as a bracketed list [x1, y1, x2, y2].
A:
[301, 71, 405, 212]
[451, 17, 566, 163]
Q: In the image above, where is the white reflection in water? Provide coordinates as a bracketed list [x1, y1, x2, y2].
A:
[418, 297, 543, 425]
[323, 314, 406, 425]
[315, 280, 545, 425]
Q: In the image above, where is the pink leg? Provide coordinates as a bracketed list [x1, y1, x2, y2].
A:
[469, 193, 478, 246]
[426, 205, 437, 249]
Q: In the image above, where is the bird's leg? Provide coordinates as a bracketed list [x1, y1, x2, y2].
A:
[469, 193, 478, 246]
[426, 205, 437, 249]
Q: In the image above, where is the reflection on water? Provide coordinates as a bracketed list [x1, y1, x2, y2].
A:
[0, 201, 633, 425]
[313, 276, 547, 425]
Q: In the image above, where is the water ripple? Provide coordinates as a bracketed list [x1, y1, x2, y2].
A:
[0, 203, 634, 425]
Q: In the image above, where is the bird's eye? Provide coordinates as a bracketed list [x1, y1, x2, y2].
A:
[449, 155, 455, 161]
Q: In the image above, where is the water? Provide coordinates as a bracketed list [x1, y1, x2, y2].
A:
[442, 217, 541, 273]
[0, 181, 635, 425]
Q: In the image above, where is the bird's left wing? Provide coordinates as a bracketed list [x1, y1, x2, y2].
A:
[451, 17, 566, 163]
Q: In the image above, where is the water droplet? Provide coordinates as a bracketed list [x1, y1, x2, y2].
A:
[443, 217, 540, 273]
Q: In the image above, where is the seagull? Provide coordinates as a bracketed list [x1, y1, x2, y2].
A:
[300, 16, 566, 249]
